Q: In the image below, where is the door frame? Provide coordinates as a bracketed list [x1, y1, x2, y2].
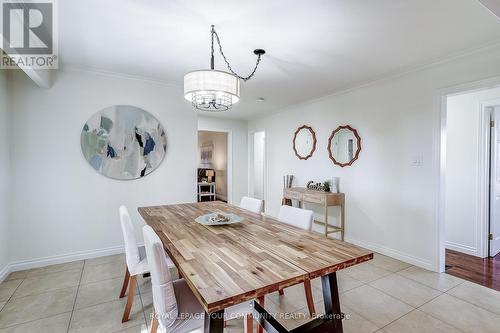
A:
[248, 128, 267, 207]
[197, 128, 233, 204]
[437, 76, 500, 272]
[486, 101, 500, 256]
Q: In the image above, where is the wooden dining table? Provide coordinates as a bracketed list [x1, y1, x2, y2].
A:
[138, 201, 373, 333]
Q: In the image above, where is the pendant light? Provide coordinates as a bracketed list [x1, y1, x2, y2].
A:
[184, 25, 265, 112]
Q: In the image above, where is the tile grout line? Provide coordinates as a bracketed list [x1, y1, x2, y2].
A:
[334, 267, 437, 331]
[367, 282, 441, 309]
[357, 268, 470, 332]
[294, 276, 397, 331]
[336, 272, 412, 329]
[0, 276, 26, 328]
[0, 311, 73, 330]
[0, 272, 76, 330]
[1, 262, 85, 302]
[65, 291, 131, 312]
[23, 263, 85, 279]
[393, 268, 466, 293]
[4, 254, 496, 332]
[48, 274, 151, 312]
[378, 308, 467, 333]
[76, 258, 127, 287]
[66, 261, 86, 333]
[408, 283, 471, 333]
[0, 277, 24, 308]
[376, 292, 446, 332]
[0, 258, 131, 331]
[1, 285, 79, 302]
[6, 270, 84, 301]
[442, 287, 500, 317]
[265, 260, 477, 332]
[78, 275, 127, 287]
[414, 298, 469, 333]
[337, 290, 382, 331]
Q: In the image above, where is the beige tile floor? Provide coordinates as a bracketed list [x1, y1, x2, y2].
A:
[1, 252, 500, 333]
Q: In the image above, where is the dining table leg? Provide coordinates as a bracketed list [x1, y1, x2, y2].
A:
[321, 272, 343, 333]
[204, 310, 225, 333]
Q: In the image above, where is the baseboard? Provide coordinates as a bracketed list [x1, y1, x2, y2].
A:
[263, 212, 435, 271]
[0, 263, 10, 284]
[345, 237, 435, 271]
[0, 245, 125, 283]
[445, 241, 479, 257]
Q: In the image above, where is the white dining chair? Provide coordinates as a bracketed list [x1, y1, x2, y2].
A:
[239, 196, 264, 214]
[119, 205, 175, 323]
[277, 205, 316, 316]
[143, 225, 260, 333]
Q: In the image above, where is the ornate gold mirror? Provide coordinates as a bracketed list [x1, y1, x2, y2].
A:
[293, 125, 317, 160]
[328, 125, 361, 167]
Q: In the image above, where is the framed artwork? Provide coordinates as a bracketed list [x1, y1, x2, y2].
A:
[81, 105, 167, 180]
[200, 142, 214, 167]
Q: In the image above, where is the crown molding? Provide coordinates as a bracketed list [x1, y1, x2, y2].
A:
[249, 39, 500, 121]
[60, 64, 183, 90]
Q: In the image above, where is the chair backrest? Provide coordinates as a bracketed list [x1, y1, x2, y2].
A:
[278, 205, 314, 231]
[143, 225, 178, 329]
[119, 205, 141, 274]
[240, 196, 264, 214]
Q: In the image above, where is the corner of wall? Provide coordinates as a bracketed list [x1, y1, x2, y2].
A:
[0, 69, 12, 280]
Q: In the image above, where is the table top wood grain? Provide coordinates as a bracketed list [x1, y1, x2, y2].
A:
[138, 201, 372, 313]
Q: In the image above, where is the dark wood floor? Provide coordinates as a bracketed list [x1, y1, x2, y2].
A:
[445, 249, 500, 292]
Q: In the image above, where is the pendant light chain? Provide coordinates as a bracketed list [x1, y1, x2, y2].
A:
[210, 25, 263, 82]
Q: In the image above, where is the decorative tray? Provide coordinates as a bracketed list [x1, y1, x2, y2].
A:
[195, 212, 244, 226]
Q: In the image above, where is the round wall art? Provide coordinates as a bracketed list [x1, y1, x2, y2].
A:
[81, 105, 167, 180]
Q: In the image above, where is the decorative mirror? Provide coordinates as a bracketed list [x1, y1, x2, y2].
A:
[328, 125, 361, 167]
[81, 105, 167, 180]
[293, 125, 317, 160]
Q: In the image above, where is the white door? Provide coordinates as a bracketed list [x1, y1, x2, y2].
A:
[249, 131, 265, 202]
[253, 131, 265, 200]
[489, 107, 500, 257]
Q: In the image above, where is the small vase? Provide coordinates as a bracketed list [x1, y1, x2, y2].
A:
[331, 177, 340, 193]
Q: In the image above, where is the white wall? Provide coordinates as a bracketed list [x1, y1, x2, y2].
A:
[198, 116, 248, 205]
[198, 131, 228, 201]
[445, 87, 500, 257]
[249, 44, 500, 271]
[0, 70, 10, 276]
[8, 68, 198, 265]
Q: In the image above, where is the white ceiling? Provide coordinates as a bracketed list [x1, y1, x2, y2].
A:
[59, 0, 500, 120]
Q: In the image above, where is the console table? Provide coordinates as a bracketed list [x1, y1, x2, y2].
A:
[282, 187, 345, 240]
[198, 182, 216, 202]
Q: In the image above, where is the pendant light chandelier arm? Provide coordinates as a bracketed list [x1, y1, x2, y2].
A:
[211, 26, 264, 81]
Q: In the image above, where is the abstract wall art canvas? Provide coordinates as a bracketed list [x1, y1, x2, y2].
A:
[199, 142, 214, 168]
[81, 105, 167, 180]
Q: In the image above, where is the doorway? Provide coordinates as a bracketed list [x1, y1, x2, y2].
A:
[488, 105, 500, 257]
[197, 130, 230, 203]
[249, 130, 266, 205]
[441, 86, 500, 290]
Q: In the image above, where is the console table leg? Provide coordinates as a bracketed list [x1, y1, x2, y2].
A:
[340, 203, 345, 241]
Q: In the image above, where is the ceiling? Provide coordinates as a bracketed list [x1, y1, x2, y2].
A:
[59, 0, 500, 120]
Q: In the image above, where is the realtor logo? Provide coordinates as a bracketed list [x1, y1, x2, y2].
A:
[1, 0, 58, 69]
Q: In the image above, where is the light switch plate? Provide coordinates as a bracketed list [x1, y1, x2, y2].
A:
[412, 154, 424, 166]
